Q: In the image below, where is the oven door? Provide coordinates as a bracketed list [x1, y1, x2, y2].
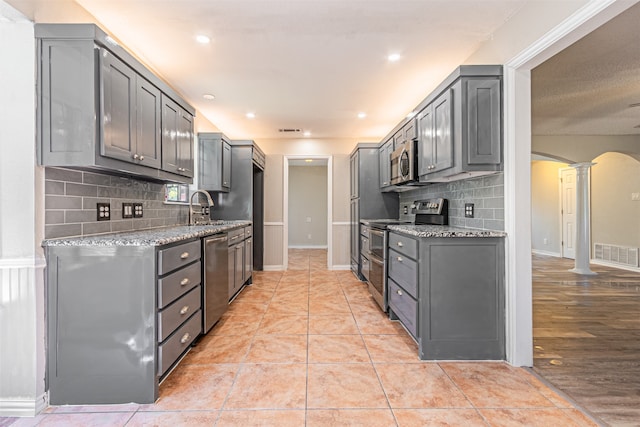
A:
[369, 228, 385, 260]
[368, 254, 385, 310]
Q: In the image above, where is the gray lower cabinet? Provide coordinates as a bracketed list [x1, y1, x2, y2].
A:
[46, 239, 203, 405]
[228, 226, 253, 300]
[387, 231, 505, 360]
[36, 24, 194, 183]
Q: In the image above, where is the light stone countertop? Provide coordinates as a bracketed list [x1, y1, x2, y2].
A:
[387, 224, 507, 238]
[42, 220, 251, 247]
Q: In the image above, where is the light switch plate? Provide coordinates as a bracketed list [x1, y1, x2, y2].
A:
[122, 203, 133, 219]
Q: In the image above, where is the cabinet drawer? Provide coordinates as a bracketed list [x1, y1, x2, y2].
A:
[388, 279, 417, 338]
[361, 254, 370, 281]
[227, 228, 244, 246]
[158, 310, 201, 376]
[158, 240, 201, 275]
[389, 233, 417, 259]
[158, 260, 201, 308]
[244, 226, 252, 238]
[388, 248, 417, 298]
[158, 285, 202, 342]
[360, 224, 369, 238]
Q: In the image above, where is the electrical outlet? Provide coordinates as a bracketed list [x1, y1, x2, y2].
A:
[306, 217, 312, 223]
[97, 203, 110, 221]
[403, 205, 408, 214]
[122, 203, 133, 219]
[465, 203, 474, 218]
[543, 238, 548, 245]
[133, 203, 143, 218]
[307, 234, 312, 240]
[632, 192, 640, 201]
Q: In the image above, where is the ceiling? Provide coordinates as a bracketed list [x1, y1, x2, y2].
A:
[4, 0, 640, 142]
[531, 1, 640, 136]
[5, 0, 529, 142]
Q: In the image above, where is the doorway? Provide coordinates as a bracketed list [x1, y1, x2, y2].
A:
[283, 155, 333, 270]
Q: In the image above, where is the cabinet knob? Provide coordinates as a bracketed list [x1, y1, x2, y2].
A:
[223, 181, 228, 185]
[180, 333, 191, 344]
[179, 305, 190, 315]
[139, 155, 145, 161]
[132, 153, 139, 160]
[397, 241, 403, 247]
[397, 256, 403, 262]
[180, 252, 190, 259]
[180, 278, 190, 286]
[397, 289, 403, 296]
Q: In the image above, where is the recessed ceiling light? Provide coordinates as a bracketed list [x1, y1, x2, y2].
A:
[196, 35, 211, 44]
[305, 159, 313, 163]
[203, 94, 215, 100]
[388, 53, 401, 62]
[357, 112, 367, 119]
[303, 131, 311, 137]
[246, 112, 256, 119]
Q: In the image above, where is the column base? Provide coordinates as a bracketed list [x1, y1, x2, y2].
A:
[569, 267, 597, 275]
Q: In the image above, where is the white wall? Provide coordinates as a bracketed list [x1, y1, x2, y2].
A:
[531, 160, 568, 255]
[591, 152, 640, 249]
[288, 166, 328, 247]
[0, 6, 46, 415]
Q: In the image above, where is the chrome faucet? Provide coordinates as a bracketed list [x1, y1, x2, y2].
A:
[189, 190, 215, 225]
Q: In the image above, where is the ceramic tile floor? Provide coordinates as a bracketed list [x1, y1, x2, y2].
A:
[1, 249, 601, 427]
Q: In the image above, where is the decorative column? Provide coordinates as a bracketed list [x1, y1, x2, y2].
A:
[569, 162, 596, 275]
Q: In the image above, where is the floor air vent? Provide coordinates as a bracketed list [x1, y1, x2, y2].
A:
[594, 243, 639, 267]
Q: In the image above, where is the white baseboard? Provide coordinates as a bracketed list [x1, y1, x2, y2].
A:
[0, 392, 48, 417]
[288, 245, 328, 249]
[531, 249, 561, 257]
[590, 259, 640, 273]
[263, 265, 285, 271]
[330, 264, 351, 271]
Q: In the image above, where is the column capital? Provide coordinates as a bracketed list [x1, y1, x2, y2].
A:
[569, 162, 596, 170]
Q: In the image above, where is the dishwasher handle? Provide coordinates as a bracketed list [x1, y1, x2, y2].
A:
[205, 235, 228, 245]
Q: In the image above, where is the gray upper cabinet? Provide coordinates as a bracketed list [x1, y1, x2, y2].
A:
[101, 50, 162, 169]
[378, 139, 393, 189]
[418, 88, 454, 176]
[162, 95, 194, 178]
[198, 132, 231, 192]
[350, 150, 359, 199]
[36, 24, 195, 183]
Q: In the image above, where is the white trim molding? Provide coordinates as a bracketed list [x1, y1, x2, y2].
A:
[531, 249, 562, 258]
[263, 265, 285, 271]
[331, 264, 351, 271]
[0, 393, 48, 418]
[264, 222, 284, 226]
[0, 256, 46, 269]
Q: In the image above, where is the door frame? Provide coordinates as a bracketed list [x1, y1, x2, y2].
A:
[504, 0, 631, 365]
[283, 155, 333, 270]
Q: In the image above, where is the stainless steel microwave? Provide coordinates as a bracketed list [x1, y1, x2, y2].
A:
[390, 140, 417, 185]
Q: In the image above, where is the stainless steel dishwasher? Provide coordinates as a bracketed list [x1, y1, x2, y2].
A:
[203, 233, 229, 332]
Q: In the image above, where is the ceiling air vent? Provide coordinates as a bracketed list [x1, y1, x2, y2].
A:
[278, 128, 301, 133]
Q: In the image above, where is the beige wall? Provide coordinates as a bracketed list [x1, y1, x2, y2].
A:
[531, 160, 568, 255]
[592, 152, 640, 248]
[288, 166, 328, 247]
[533, 135, 640, 163]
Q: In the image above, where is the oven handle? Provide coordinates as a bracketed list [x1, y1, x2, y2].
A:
[369, 229, 385, 238]
[368, 254, 384, 265]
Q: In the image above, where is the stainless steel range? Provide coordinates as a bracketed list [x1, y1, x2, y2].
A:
[360, 219, 411, 312]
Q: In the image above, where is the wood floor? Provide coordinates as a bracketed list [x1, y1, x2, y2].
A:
[533, 254, 640, 427]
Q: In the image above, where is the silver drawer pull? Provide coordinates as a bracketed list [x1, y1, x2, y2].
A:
[397, 289, 403, 296]
[180, 252, 189, 259]
[139, 155, 145, 161]
[397, 241, 404, 247]
[397, 256, 403, 262]
[180, 278, 190, 286]
[179, 305, 190, 315]
[180, 333, 191, 344]
[133, 153, 139, 160]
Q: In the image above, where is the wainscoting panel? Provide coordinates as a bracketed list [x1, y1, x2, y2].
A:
[264, 222, 284, 270]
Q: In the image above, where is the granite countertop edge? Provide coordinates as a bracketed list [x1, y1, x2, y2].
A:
[42, 220, 252, 247]
[388, 224, 507, 238]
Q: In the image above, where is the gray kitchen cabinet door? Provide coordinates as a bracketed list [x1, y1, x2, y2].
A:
[235, 243, 244, 290]
[198, 133, 231, 192]
[378, 140, 392, 188]
[222, 140, 231, 189]
[101, 49, 136, 163]
[228, 244, 236, 299]
[177, 109, 194, 177]
[245, 237, 253, 282]
[465, 78, 502, 165]
[135, 76, 162, 168]
[162, 94, 193, 177]
[419, 89, 454, 176]
[350, 151, 359, 198]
